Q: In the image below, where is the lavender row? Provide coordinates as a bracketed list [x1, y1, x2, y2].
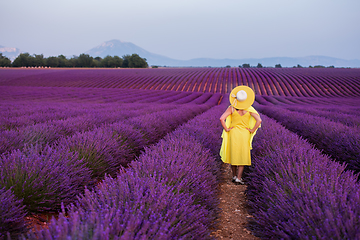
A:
[0, 86, 221, 106]
[2, 68, 360, 96]
[246, 114, 360, 239]
[0, 103, 209, 227]
[285, 105, 360, 128]
[255, 95, 360, 108]
[316, 105, 360, 116]
[0, 103, 176, 154]
[256, 104, 360, 173]
[0, 101, 145, 131]
[26, 104, 226, 239]
[55, 104, 210, 179]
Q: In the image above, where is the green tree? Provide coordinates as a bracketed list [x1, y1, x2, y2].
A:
[122, 54, 148, 68]
[77, 54, 94, 67]
[275, 64, 282, 68]
[46, 56, 59, 67]
[112, 56, 123, 67]
[242, 63, 250, 68]
[0, 53, 11, 67]
[129, 54, 148, 68]
[12, 53, 32, 67]
[93, 57, 102, 67]
[122, 54, 130, 68]
[257, 63, 263, 68]
[68, 56, 79, 68]
[101, 55, 123, 68]
[33, 54, 45, 67]
[57, 55, 68, 67]
[100, 55, 112, 67]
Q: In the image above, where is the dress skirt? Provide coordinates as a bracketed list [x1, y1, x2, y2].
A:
[229, 126, 251, 165]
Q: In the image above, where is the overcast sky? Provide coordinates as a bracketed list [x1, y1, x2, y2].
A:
[1, 0, 359, 60]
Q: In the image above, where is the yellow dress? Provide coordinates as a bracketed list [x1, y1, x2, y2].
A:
[220, 106, 260, 166]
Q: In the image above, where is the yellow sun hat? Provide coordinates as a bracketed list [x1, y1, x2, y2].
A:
[229, 85, 255, 109]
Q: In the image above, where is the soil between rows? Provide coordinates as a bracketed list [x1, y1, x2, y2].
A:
[211, 163, 259, 240]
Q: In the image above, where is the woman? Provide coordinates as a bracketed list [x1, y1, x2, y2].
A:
[219, 86, 262, 185]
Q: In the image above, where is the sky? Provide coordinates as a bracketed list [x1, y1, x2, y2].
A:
[1, 0, 359, 60]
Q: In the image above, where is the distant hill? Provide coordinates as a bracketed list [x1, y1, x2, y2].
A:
[0, 45, 22, 61]
[1, 40, 359, 67]
[85, 39, 181, 66]
[85, 40, 360, 68]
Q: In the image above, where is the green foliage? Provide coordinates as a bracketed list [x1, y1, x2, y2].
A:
[129, 54, 148, 68]
[100, 55, 123, 68]
[0, 53, 12, 67]
[77, 54, 94, 67]
[46, 56, 59, 67]
[57, 55, 67, 67]
[122, 54, 148, 68]
[225, 65, 231, 68]
[275, 64, 282, 68]
[242, 63, 250, 68]
[257, 63, 263, 68]
[12, 53, 32, 67]
[34, 54, 46, 67]
[11, 53, 148, 68]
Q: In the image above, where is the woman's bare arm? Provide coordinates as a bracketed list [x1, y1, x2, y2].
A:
[220, 106, 233, 132]
[247, 112, 262, 133]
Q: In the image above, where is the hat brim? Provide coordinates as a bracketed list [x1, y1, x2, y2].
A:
[229, 86, 255, 109]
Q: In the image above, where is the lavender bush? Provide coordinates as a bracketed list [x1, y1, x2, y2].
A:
[246, 115, 360, 239]
[285, 105, 360, 128]
[106, 122, 146, 160]
[0, 103, 176, 155]
[28, 103, 225, 239]
[173, 104, 226, 158]
[56, 127, 130, 179]
[127, 104, 209, 145]
[256, 104, 360, 173]
[0, 129, 21, 155]
[0, 145, 93, 213]
[28, 173, 211, 240]
[0, 187, 28, 239]
[129, 133, 219, 225]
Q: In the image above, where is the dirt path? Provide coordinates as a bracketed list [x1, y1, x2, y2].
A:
[211, 163, 259, 240]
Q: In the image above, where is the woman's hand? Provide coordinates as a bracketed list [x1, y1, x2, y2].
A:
[225, 127, 233, 132]
[246, 128, 255, 133]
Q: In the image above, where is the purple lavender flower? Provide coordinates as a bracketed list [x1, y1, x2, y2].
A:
[0, 187, 28, 239]
[0, 145, 93, 213]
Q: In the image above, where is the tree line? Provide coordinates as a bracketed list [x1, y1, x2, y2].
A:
[236, 63, 335, 68]
[0, 53, 148, 68]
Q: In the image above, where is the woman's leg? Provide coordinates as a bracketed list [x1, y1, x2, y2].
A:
[237, 166, 244, 179]
[231, 165, 237, 177]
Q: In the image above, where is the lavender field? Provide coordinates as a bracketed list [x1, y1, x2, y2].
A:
[0, 68, 360, 239]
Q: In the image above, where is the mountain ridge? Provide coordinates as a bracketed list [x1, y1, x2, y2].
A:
[1, 40, 359, 67]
